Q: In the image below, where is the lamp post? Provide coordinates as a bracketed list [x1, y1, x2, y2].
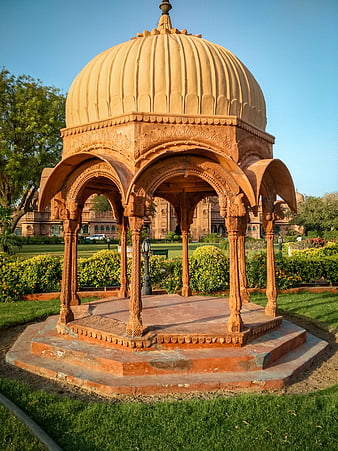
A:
[141, 238, 152, 295]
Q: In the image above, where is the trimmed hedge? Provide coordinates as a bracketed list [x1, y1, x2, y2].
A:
[190, 245, 229, 293]
[0, 243, 337, 301]
[0, 253, 62, 302]
[78, 250, 121, 288]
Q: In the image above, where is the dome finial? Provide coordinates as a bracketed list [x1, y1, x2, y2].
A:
[158, 1, 172, 30]
[159, 1, 172, 15]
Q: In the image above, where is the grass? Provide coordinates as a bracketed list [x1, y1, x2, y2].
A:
[250, 291, 338, 335]
[0, 297, 99, 328]
[0, 291, 337, 449]
[0, 379, 336, 451]
[17, 243, 112, 259]
[0, 404, 45, 451]
[16, 242, 209, 259]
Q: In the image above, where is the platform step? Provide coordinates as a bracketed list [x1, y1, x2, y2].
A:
[29, 317, 306, 375]
[6, 317, 328, 395]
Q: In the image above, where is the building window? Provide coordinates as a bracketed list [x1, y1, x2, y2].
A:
[100, 225, 104, 231]
[106, 226, 110, 231]
[94, 225, 99, 232]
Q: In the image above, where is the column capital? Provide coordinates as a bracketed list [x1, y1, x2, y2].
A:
[128, 215, 144, 233]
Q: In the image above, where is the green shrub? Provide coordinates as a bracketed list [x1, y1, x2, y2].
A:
[0, 260, 24, 302]
[245, 237, 266, 250]
[0, 255, 62, 302]
[246, 252, 267, 288]
[78, 250, 121, 288]
[20, 255, 62, 294]
[17, 236, 64, 245]
[199, 233, 220, 243]
[291, 241, 338, 257]
[281, 253, 338, 285]
[150, 256, 182, 293]
[247, 253, 303, 289]
[1, 242, 337, 302]
[189, 245, 229, 293]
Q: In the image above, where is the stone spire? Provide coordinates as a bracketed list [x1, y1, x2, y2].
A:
[158, 1, 172, 30]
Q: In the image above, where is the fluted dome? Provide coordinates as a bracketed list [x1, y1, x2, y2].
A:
[66, 17, 267, 130]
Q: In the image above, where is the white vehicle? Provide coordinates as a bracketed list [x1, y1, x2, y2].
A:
[86, 234, 107, 241]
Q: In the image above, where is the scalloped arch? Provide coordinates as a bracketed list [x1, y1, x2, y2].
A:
[127, 154, 256, 207]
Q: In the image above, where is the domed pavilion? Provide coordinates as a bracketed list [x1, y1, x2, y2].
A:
[39, 1, 296, 339]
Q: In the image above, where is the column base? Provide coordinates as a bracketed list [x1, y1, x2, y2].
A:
[265, 289, 277, 317]
[265, 302, 277, 317]
[59, 306, 74, 325]
[119, 287, 129, 298]
[240, 287, 250, 303]
[70, 293, 81, 306]
[126, 315, 143, 337]
[227, 313, 243, 333]
[181, 286, 192, 297]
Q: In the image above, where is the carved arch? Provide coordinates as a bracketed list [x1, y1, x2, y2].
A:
[64, 160, 124, 204]
[244, 159, 297, 211]
[237, 135, 273, 168]
[38, 152, 132, 211]
[127, 154, 256, 208]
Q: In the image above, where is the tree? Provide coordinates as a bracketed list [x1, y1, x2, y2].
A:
[91, 195, 112, 213]
[290, 193, 338, 235]
[0, 206, 21, 253]
[0, 69, 65, 234]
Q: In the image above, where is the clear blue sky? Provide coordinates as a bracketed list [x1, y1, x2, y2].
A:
[1, 0, 337, 197]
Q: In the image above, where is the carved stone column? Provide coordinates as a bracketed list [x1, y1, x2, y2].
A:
[59, 218, 80, 324]
[126, 216, 144, 336]
[51, 197, 80, 326]
[181, 227, 192, 297]
[178, 194, 194, 298]
[118, 218, 128, 298]
[263, 213, 277, 316]
[222, 194, 246, 333]
[263, 200, 284, 317]
[226, 216, 243, 332]
[238, 214, 250, 303]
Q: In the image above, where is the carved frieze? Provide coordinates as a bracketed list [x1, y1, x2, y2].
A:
[134, 123, 236, 158]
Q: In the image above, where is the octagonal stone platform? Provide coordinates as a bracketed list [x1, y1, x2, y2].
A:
[6, 295, 328, 395]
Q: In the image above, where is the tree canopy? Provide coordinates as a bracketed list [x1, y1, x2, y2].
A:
[91, 195, 112, 213]
[0, 69, 65, 231]
[290, 193, 338, 235]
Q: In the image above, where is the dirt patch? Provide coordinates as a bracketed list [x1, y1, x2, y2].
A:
[0, 316, 336, 404]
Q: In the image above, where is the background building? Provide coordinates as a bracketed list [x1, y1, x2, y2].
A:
[17, 193, 303, 240]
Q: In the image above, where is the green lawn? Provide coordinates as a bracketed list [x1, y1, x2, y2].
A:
[0, 291, 337, 450]
[0, 297, 98, 328]
[0, 378, 336, 451]
[0, 404, 45, 451]
[250, 291, 338, 336]
[17, 242, 209, 259]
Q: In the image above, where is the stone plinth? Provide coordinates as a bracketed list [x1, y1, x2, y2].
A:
[6, 295, 328, 396]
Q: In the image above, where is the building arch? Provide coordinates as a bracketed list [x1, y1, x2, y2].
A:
[128, 153, 256, 209]
[39, 152, 132, 212]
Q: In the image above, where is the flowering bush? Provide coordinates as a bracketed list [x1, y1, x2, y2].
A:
[274, 266, 302, 290]
[0, 254, 62, 302]
[189, 245, 229, 293]
[246, 253, 267, 288]
[0, 259, 24, 302]
[147, 255, 180, 291]
[247, 253, 302, 289]
[290, 241, 338, 258]
[20, 255, 62, 294]
[306, 237, 326, 248]
[78, 250, 121, 288]
[1, 244, 337, 302]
